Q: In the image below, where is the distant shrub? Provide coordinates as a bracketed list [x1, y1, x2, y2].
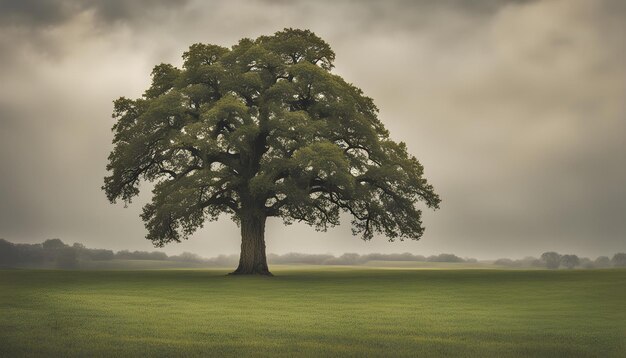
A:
[14, 243, 45, 263]
[560, 254, 580, 269]
[56, 247, 78, 269]
[42, 238, 65, 250]
[579, 257, 595, 269]
[363, 253, 426, 262]
[529, 259, 544, 268]
[594, 256, 611, 268]
[541, 252, 561, 269]
[88, 249, 115, 261]
[268, 253, 334, 265]
[494, 258, 518, 267]
[73, 243, 114, 261]
[427, 253, 464, 263]
[612, 253, 626, 267]
[0, 239, 18, 266]
[115, 250, 167, 260]
[517, 256, 541, 268]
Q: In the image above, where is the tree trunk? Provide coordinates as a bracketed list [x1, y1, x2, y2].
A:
[230, 211, 272, 276]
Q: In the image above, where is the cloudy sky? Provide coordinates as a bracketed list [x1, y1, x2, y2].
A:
[0, 0, 624, 259]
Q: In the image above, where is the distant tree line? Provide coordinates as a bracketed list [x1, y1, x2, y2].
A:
[268, 252, 476, 265]
[0, 239, 478, 268]
[0, 238, 157, 268]
[1, 238, 625, 269]
[494, 251, 626, 269]
[0, 238, 475, 268]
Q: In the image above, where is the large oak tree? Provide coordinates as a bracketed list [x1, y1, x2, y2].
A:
[103, 29, 440, 275]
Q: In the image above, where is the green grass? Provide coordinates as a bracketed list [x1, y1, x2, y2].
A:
[1, 267, 624, 357]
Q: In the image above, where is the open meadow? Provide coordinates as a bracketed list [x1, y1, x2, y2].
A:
[1, 267, 624, 357]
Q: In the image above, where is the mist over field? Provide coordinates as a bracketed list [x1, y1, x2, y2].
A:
[2, 238, 624, 272]
[1, 0, 625, 259]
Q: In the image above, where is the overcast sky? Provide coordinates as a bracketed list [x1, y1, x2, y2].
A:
[0, 0, 624, 259]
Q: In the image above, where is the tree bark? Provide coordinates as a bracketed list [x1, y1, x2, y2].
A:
[230, 211, 272, 276]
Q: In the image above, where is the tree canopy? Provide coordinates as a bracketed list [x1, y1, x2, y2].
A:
[103, 28, 440, 274]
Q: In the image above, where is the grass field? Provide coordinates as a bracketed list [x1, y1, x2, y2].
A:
[1, 267, 624, 357]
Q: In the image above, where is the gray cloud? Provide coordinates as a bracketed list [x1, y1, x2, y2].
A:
[0, 0, 624, 259]
[0, 0, 190, 64]
[0, 0, 189, 27]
